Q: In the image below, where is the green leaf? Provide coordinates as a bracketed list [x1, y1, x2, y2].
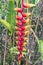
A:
[7, 0, 16, 32]
[35, 0, 40, 4]
[0, 19, 12, 32]
[10, 47, 27, 55]
[0, 1, 2, 9]
[31, 0, 35, 4]
[18, 0, 21, 3]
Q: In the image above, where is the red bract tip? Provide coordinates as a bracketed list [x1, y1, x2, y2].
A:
[20, 52, 22, 55]
[21, 36, 24, 41]
[18, 53, 21, 60]
[15, 26, 22, 31]
[21, 31, 25, 35]
[17, 21, 23, 26]
[22, 13, 31, 17]
[18, 42, 22, 46]
[22, 13, 27, 17]
[18, 41, 24, 46]
[18, 28, 22, 31]
[21, 26, 25, 30]
[21, 42, 24, 46]
[18, 55, 21, 60]
[15, 8, 23, 13]
[22, 20, 26, 24]
[16, 37, 21, 41]
[18, 38, 21, 41]
[18, 57, 21, 60]
[18, 31, 22, 36]
[16, 16, 22, 20]
[23, 3, 29, 8]
[17, 9, 23, 13]
[17, 46, 23, 51]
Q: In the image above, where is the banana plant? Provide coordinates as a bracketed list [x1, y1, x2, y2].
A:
[0, 0, 16, 34]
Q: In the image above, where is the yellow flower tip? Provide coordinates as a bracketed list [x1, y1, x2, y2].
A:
[16, 36, 18, 39]
[28, 13, 31, 16]
[22, 54, 24, 57]
[24, 38, 28, 40]
[18, 60, 21, 64]
[25, 19, 30, 23]
[25, 31, 29, 34]
[14, 8, 19, 10]
[14, 8, 16, 10]
[14, 8, 22, 12]
[22, 13, 31, 18]
[16, 41, 18, 44]
[26, 13, 31, 17]
[16, 46, 18, 48]
[23, 48, 26, 51]
[16, 20, 18, 23]
[26, 40, 28, 42]
[25, 31, 29, 35]
[28, 4, 36, 7]
[15, 26, 17, 29]
[24, 3, 36, 8]
[23, 42, 27, 46]
[26, 26, 29, 29]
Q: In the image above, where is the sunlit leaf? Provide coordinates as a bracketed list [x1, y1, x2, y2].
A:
[0, 19, 12, 32]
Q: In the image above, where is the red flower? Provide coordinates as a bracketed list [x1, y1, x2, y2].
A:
[21, 31, 25, 35]
[18, 41, 24, 46]
[22, 13, 31, 17]
[22, 20, 26, 24]
[21, 36, 24, 41]
[15, 26, 22, 31]
[14, 8, 23, 13]
[17, 28, 22, 31]
[21, 26, 25, 30]
[18, 31, 22, 36]
[16, 16, 22, 20]
[15, 0, 32, 60]
[18, 57, 21, 60]
[17, 46, 23, 51]
[18, 52, 22, 60]
[16, 37, 21, 41]
[16, 21, 23, 26]
[23, 3, 29, 8]
[22, 13, 27, 17]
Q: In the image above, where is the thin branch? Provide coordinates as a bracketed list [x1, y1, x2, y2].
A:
[30, 28, 39, 44]
[3, 30, 7, 65]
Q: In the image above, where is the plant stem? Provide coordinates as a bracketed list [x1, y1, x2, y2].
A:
[3, 30, 7, 65]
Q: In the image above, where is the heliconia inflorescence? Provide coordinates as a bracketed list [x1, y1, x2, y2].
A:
[14, 0, 36, 61]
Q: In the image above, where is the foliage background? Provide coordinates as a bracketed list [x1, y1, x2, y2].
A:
[0, 0, 43, 65]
